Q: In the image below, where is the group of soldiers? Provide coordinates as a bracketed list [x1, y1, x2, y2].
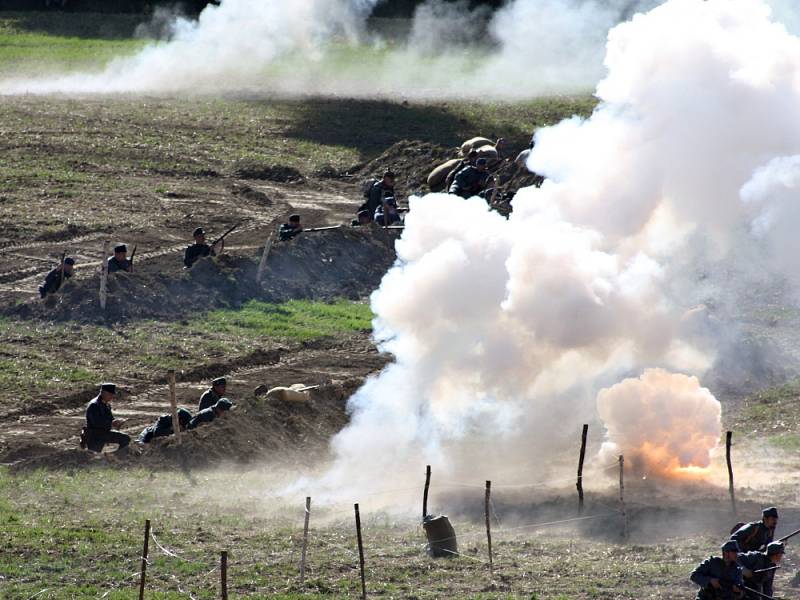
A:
[79, 377, 234, 453]
[690, 507, 793, 599]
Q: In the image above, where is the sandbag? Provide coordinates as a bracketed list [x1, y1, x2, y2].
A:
[427, 158, 461, 192]
[515, 148, 531, 167]
[265, 383, 310, 403]
[473, 144, 499, 160]
[460, 136, 493, 156]
[423, 515, 458, 558]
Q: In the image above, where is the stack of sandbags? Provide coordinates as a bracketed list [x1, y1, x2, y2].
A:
[265, 383, 311, 403]
[460, 136, 493, 156]
[427, 158, 461, 192]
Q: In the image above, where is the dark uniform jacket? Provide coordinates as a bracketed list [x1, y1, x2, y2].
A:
[278, 223, 302, 242]
[86, 396, 113, 433]
[738, 551, 775, 598]
[732, 522, 774, 552]
[691, 557, 744, 600]
[449, 166, 489, 198]
[107, 257, 132, 273]
[198, 388, 221, 411]
[374, 199, 401, 225]
[363, 181, 395, 216]
[184, 243, 214, 268]
[138, 408, 192, 443]
[187, 407, 216, 430]
[39, 268, 71, 298]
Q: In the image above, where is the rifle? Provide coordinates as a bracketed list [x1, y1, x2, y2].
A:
[777, 527, 800, 543]
[303, 226, 342, 233]
[211, 223, 241, 249]
[129, 245, 137, 273]
[753, 566, 780, 574]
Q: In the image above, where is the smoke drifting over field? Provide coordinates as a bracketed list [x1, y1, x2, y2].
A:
[315, 0, 800, 495]
[2, 0, 659, 97]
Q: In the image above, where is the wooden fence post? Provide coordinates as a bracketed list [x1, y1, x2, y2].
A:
[618, 455, 627, 540]
[577, 424, 588, 515]
[423, 465, 431, 520]
[168, 369, 181, 445]
[255, 235, 273, 285]
[220, 551, 228, 600]
[726, 431, 737, 517]
[485, 480, 493, 576]
[300, 496, 311, 584]
[99, 240, 109, 310]
[354, 503, 367, 599]
[138, 519, 150, 600]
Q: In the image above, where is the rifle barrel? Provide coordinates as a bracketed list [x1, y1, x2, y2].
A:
[778, 526, 800, 543]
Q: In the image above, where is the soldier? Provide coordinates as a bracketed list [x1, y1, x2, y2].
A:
[732, 507, 779, 552]
[107, 244, 132, 273]
[80, 383, 131, 453]
[187, 398, 233, 430]
[444, 150, 478, 191]
[739, 541, 784, 599]
[279, 214, 303, 241]
[183, 227, 216, 268]
[449, 158, 491, 198]
[137, 408, 192, 444]
[39, 256, 75, 298]
[361, 170, 396, 219]
[691, 540, 744, 599]
[199, 377, 227, 411]
[374, 197, 402, 226]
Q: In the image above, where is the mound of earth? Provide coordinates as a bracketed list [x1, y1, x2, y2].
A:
[10, 380, 360, 472]
[5, 227, 397, 323]
[233, 161, 306, 184]
[355, 140, 452, 194]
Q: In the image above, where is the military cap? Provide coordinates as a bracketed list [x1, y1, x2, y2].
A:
[721, 540, 740, 553]
[288, 214, 301, 223]
[383, 170, 396, 179]
[763, 507, 779, 519]
[357, 210, 370, 218]
[114, 244, 127, 253]
[64, 257, 75, 265]
[177, 408, 192, 428]
[193, 227, 205, 237]
[100, 382, 117, 394]
[476, 158, 488, 167]
[212, 377, 227, 387]
[766, 542, 785, 556]
[214, 398, 233, 411]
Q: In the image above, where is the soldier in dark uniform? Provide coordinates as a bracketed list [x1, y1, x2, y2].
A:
[39, 256, 75, 298]
[374, 197, 402, 226]
[184, 227, 216, 268]
[732, 507, 779, 552]
[81, 383, 131, 453]
[279, 214, 303, 241]
[361, 171, 396, 219]
[691, 540, 744, 599]
[449, 158, 491, 198]
[137, 408, 192, 444]
[199, 377, 226, 411]
[739, 541, 784, 599]
[187, 398, 233, 430]
[107, 244, 132, 273]
[444, 150, 478, 191]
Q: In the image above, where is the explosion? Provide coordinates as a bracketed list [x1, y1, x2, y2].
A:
[597, 369, 722, 479]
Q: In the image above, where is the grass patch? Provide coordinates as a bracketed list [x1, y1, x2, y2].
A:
[202, 299, 373, 341]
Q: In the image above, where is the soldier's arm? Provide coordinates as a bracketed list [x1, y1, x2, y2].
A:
[183, 247, 193, 268]
[690, 559, 714, 587]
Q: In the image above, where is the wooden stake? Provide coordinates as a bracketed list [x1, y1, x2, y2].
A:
[423, 465, 431, 520]
[255, 235, 273, 285]
[576, 424, 588, 515]
[354, 503, 367, 599]
[726, 431, 737, 517]
[138, 519, 150, 600]
[618, 455, 628, 541]
[168, 369, 181, 446]
[485, 480, 493, 576]
[99, 240, 109, 310]
[300, 497, 311, 584]
[220, 551, 228, 600]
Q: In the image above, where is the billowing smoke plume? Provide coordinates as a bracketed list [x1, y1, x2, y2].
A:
[596, 369, 721, 478]
[1, 0, 663, 97]
[315, 0, 800, 495]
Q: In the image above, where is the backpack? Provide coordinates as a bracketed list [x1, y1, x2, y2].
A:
[361, 178, 379, 198]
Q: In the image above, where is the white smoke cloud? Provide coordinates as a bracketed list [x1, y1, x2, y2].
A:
[313, 0, 800, 495]
[596, 369, 721, 477]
